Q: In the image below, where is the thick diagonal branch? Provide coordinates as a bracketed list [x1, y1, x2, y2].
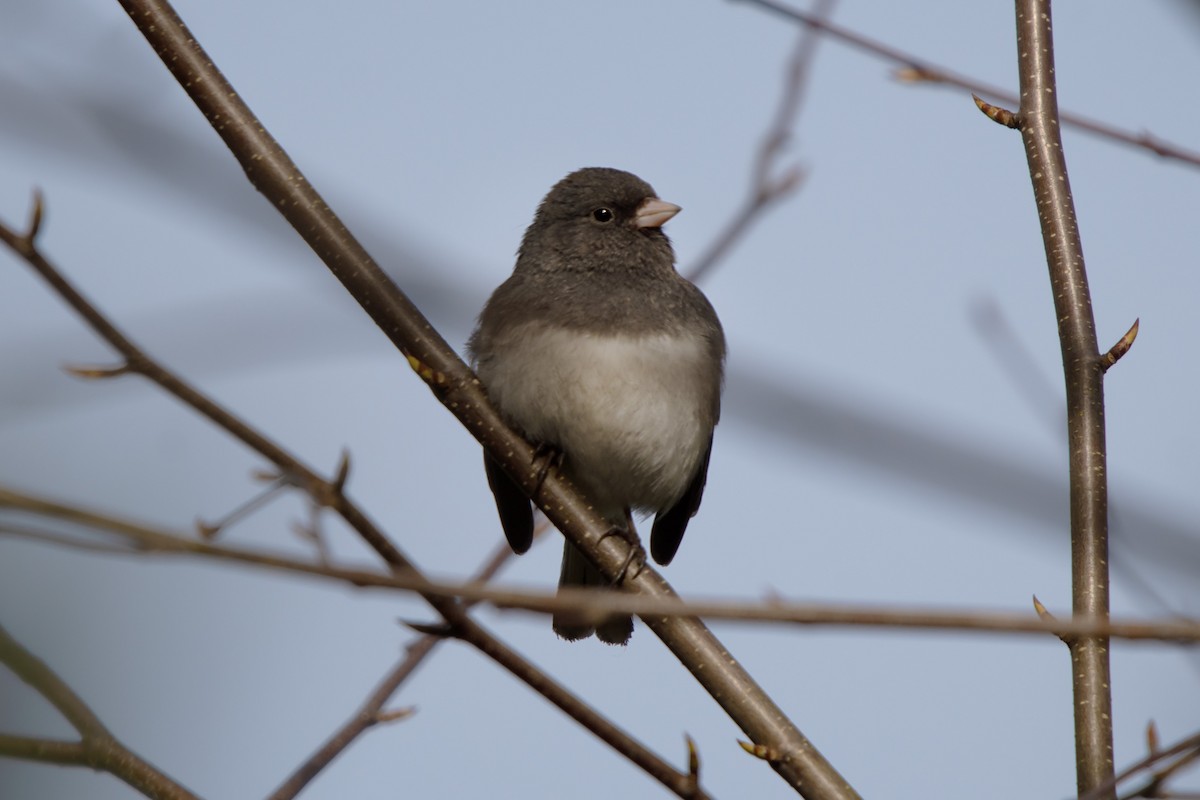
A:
[108, 0, 858, 796]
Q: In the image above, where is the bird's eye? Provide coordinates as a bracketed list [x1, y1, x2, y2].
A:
[591, 207, 614, 223]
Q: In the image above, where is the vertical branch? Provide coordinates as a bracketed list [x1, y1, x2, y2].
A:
[1012, 0, 1114, 795]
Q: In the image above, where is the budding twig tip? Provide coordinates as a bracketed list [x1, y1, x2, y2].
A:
[684, 733, 700, 778]
[332, 448, 352, 493]
[62, 362, 130, 380]
[28, 188, 45, 241]
[1102, 317, 1139, 371]
[894, 65, 935, 84]
[1032, 595, 1073, 646]
[375, 706, 416, 725]
[399, 619, 456, 639]
[973, 94, 1019, 128]
[738, 739, 782, 762]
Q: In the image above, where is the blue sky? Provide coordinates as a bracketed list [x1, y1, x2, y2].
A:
[2, 2, 1198, 798]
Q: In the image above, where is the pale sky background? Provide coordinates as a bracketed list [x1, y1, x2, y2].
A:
[1, 1, 1198, 798]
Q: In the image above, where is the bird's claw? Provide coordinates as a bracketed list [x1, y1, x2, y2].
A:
[597, 525, 646, 585]
[531, 443, 564, 497]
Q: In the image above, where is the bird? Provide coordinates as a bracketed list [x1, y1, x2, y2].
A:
[467, 167, 725, 644]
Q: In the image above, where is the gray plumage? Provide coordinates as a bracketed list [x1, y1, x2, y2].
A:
[468, 167, 725, 644]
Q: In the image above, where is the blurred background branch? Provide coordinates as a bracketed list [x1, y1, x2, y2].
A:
[736, 0, 1200, 168]
[0, 623, 200, 800]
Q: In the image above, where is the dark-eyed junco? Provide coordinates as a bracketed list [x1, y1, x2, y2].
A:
[468, 167, 725, 644]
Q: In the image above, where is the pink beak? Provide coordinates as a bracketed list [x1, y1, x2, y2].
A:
[634, 197, 681, 229]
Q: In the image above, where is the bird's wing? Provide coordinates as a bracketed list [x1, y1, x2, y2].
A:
[649, 434, 713, 566]
[483, 450, 534, 554]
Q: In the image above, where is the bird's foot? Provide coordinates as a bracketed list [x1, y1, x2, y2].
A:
[597, 524, 645, 585]
[531, 443, 564, 497]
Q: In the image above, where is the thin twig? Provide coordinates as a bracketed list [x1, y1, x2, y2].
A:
[0, 523, 142, 555]
[734, 0, 1200, 169]
[687, 0, 832, 282]
[267, 527, 535, 799]
[1009, 0, 1115, 795]
[0, 622, 201, 800]
[110, 1, 857, 796]
[4, 496, 1199, 643]
[1079, 730, 1200, 800]
[195, 475, 287, 539]
[265, 652, 420, 800]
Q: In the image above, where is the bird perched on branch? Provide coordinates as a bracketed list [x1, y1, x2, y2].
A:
[468, 167, 725, 644]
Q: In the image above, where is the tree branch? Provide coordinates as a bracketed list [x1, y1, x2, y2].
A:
[1006, 0, 1115, 795]
[1078, 728, 1200, 800]
[5, 494, 1199, 643]
[266, 532, 526, 800]
[107, 0, 858, 796]
[735, 0, 1200, 169]
[686, 0, 831, 283]
[269, 2, 839, 781]
[265, 650, 419, 800]
[0, 622, 201, 800]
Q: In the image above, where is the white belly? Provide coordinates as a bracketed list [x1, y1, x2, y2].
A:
[479, 325, 713, 517]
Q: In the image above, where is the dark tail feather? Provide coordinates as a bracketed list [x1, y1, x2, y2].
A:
[553, 542, 633, 645]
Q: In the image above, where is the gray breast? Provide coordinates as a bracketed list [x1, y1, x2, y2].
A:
[478, 324, 717, 519]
